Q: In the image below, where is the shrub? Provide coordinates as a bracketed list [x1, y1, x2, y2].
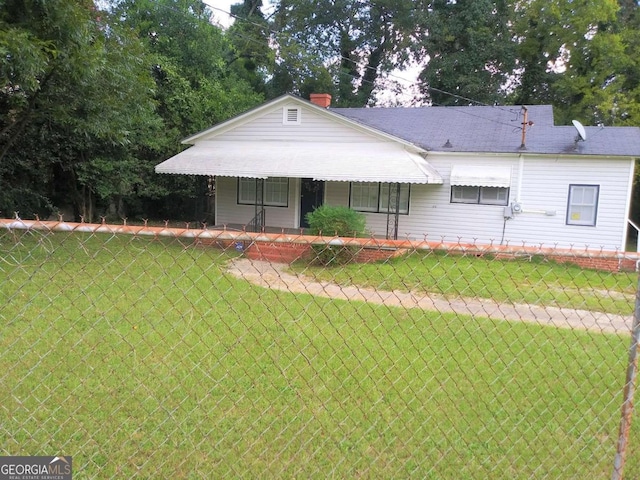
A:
[305, 205, 367, 265]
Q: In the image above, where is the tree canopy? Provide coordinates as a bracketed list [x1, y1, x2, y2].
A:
[1, 0, 639, 222]
[268, 0, 428, 106]
[418, 0, 515, 106]
[0, 0, 262, 221]
[0, 0, 158, 218]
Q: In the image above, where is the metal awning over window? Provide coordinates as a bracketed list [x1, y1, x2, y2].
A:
[449, 165, 511, 188]
[155, 141, 443, 184]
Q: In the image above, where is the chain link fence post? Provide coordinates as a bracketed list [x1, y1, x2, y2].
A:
[612, 274, 640, 480]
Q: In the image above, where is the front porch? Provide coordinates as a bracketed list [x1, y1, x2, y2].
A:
[211, 176, 436, 240]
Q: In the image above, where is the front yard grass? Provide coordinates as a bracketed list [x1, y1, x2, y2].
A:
[0, 231, 638, 478]
[293, 249, 637, 315]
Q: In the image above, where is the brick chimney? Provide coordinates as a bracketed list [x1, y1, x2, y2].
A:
[310, 93, 332, 108]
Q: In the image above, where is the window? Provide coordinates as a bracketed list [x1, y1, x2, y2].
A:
[238, 177, 289, 207]
[238, 178, 258, 204]
[350, 182, 410, 214]
[264, 177, 289, 205]
[567, 184, 599, 226]
[480, 187, 509, 205]
[350, 182, 379, 212]
[380, 183, 410, 213]
[282, 107, 301, 125]
[451, 186, 480, 203]
[451, 186, 509, 205]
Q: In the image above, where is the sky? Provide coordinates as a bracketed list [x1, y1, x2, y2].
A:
[205, 0, 277, 28]
[204, 0, 237, 28]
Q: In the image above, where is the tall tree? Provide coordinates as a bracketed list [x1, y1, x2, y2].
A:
[114, 0, 262, 136]
[605, 0, 640, 126]
[0, 0, 158, 219]
[269, 0, 427, 106]
[112, 0, 263, 221]
[417, 0, 516, 106]
[227, 0, 273, 95]
[511, 0, 620, 118]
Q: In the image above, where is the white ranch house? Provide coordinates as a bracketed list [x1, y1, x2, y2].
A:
[155, 94, 640, 251]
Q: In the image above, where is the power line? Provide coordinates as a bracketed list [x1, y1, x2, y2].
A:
[124, 0, 527, 130]
[205, 3, 524, 128]
[206, 3, 520, 116]
[116, 0, 506, 113]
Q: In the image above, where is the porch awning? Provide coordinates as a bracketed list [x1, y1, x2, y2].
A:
[450, 165, 511, 187]
[155, 141, 443, 184]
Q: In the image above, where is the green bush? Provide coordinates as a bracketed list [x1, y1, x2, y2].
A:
[305, 205, 367, 265]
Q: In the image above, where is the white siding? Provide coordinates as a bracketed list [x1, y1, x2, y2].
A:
[215, 176, 299, 228]
[209, 106, 635, 250]
[503, 156, 633, 250]
[399, 155, 520, 244]
[203, 102, 387, 143]
[322, 154, 633, 250]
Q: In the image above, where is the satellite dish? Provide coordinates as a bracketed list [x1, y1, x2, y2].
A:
[572, 120, 587, 142]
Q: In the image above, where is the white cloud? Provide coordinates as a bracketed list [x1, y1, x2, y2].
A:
[203, 0, 237, 28]
[204, 0, 275, 28]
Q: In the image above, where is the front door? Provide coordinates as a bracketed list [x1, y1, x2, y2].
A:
[300, 178, 324, 228]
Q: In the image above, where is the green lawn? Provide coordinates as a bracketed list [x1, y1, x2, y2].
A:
[1, 230, 639, 478]
[294, 249, 637, 315]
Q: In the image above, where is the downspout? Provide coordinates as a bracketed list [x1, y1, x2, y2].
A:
[502, 154, 524, 245]
[516, 153, 524, 204]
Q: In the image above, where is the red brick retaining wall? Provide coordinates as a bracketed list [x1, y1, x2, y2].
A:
[197, 236, 639, 270]
[243, 243, 405, 264]
[494, 252, 638, 272]
[245, 242, 311, 263]
[552, 255, 638, 272]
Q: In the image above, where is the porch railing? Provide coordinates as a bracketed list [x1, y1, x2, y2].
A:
[248, 207, 265, 233]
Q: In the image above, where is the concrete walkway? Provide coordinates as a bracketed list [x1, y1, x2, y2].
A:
[227, 258, 633, 335]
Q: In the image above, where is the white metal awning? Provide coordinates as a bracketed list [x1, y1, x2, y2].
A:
[450, 165, 511, 187]
[155, 141, 443, 184]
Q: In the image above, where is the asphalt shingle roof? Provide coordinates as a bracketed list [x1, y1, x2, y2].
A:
[333, 105, 640, 157]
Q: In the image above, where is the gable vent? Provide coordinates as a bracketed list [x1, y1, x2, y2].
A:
[283, 107, 301, 125]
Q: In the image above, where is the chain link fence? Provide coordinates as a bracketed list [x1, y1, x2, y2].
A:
[1, 218, 639, 479]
